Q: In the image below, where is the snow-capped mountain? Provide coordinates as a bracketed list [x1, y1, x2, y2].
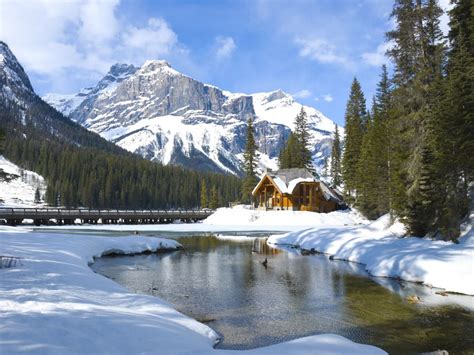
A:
[0, 41, 35, 106]
[43, 63, 138, 117]
[44, 60, 340, 176]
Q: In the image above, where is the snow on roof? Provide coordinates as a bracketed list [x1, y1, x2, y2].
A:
[319, 181, 343, 203]
[271, 176, 288, 194]
[287, 177, 316, 194]
[252, 168, 343, 204]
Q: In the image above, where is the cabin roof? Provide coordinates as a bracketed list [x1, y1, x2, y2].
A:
[252, 168, 343, 204]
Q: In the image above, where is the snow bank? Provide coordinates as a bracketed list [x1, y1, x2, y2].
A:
[0, 227, 385, 354]
[0, 155, 46, 207]
[34, 207, 366, 234]
[203, 206, 366, 229]
[268, 214, 474, 295]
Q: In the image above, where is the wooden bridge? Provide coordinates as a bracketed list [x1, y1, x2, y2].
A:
[0, 208, 215, 226]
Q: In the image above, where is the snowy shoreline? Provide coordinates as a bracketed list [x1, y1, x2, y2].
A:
[268, 213, 474, 296]
[0, 226, 385, 354]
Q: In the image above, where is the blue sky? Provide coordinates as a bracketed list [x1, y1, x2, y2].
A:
[0, 0, 450, 126]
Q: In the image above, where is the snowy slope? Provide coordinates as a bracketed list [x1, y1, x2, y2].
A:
[44, 61, 341, 176]
[0, 155, 46, 207]
[42, 89, 91, 116]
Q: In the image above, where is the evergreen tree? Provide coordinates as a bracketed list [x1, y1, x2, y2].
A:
[279, 133, 298, 169]
[242, 117, 258, 204]
[342, 78, 367, 201]
[322, 157, 329, 179]
[386, 0, 447, 236]
[200, 180, 208, 208]
[279, 107, 314, 173]
[294, 107, 314, 172]
[355, 113, 378, 218]
[430, 0, 474, 239]
[330, 124, 342, 188]
[210, 185, 219, 209]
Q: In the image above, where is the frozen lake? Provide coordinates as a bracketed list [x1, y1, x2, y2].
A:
[91, 233, 474, 354]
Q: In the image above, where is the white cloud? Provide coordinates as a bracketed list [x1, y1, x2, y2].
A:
[314, 97, 320, 102]
[362, 41, 393, 67]
[215, 36, 236, 59]
[79, 0, 120, 46]
[292, 89, 312, 99]
[322, 94, 333, 102]
[123, 18, 178, 57]
[295, 37, 350, 67]
[0, 0, 185, 92]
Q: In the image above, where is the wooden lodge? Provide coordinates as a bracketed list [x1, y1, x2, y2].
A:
[252, 168, 344, 212]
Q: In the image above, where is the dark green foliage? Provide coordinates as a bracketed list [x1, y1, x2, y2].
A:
[200, 180, 208, 208]
[210, 185, 219, 209]
[279, 107, 314, 172]
[330, 124, 342, 188]
[1, 99, 242, 209]
[241, 117, 258, 204]
[345, 0, 472, 240]
[342, 78, 367, 201]
[279, 133, 298, 169]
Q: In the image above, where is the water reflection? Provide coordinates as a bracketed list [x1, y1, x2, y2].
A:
[91, 234, 474, 354]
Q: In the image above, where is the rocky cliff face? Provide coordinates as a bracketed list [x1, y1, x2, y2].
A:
[0, 41, 35, 105]
[44, 60, 340, 176]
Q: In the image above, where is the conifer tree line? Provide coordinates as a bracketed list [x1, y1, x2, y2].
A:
[279, 107, 315, 173]
[341, 0, 473, 240]
[1, 100, 242, 209]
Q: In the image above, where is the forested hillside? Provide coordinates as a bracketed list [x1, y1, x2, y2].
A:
[1, 99, 242, 209]
[339, 0, 473, 240]
[0, 41, 242, 209]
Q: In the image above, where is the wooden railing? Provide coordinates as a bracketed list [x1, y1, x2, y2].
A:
[0, 208, 215, 225]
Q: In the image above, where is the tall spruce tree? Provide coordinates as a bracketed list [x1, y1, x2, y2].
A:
[242, 117, 258, 204]
[294, 107, 314, 172]
[279, 107, 314, 173]
[430, 0, 474, 239]
[342, 78, 367, 202]
[330, 124, 342, 188]
[386, 0, 446, 235]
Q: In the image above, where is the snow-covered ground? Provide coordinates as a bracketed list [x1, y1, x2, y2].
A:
[268, 213, 474, 296]
[0, 155, 46, 207]
[204, 206, 365, 227]
[33, 206, 366, 234]
[0, 226, 385, 354]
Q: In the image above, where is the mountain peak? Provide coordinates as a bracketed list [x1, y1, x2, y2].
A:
[138, 60, 182, 77]
[0, 41, 34, 94]
[108, 63, 137, 77]
[143, 59, 171, 67]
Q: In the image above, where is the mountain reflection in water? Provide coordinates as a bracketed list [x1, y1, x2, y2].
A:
[91, 234, 474, 354]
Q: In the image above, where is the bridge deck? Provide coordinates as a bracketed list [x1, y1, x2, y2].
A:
[0, 208, 214, 226]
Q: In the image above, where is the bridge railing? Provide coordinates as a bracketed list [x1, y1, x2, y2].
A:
[0, 208, 215, 220]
